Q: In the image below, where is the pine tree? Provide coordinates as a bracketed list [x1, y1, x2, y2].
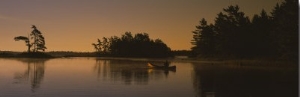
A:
[31, 25, 47, 52]
[14, 25, 46, 52]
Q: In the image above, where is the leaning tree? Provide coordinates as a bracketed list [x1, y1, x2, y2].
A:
[14, 36, 32, 52]
[14, 25, 46, 52]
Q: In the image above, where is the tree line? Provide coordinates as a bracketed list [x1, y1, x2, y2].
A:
[92, 32, 172, 58]
[191, 0, 298, 60]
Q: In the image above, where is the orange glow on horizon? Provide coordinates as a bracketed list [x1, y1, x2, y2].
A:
[0, 0, 282, 52]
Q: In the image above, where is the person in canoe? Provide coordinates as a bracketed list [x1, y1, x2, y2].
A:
[164, 60, 170, 67]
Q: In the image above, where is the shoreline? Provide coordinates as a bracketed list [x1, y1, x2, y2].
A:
[0, 51, 297, 67]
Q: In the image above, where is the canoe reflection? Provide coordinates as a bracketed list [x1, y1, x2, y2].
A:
[94, 59, 176, 85]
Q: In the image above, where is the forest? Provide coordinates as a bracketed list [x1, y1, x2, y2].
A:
[92, 32, 172, 58]
[191, 0, 298, 61]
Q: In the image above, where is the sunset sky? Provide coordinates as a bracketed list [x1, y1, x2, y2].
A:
[0, 0, 282, 52]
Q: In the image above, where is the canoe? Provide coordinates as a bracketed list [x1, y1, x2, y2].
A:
[147, 63, 176, 70]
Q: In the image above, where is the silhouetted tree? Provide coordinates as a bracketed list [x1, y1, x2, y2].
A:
[92, 39, 102, 52]
[102, 37, 110, 53]
[191, 1, 298, 61]
[108, 36, 121, 55]
[192, 5, 251, 58]
[94, 32, 172, 57]
[14, 36, 32, 52]
[14, 25, 47, 52]
[191, 18, 216, 57]
[31, 25, 46, 52]
[214, 5, 251, 57]
[250, 9, 274, 57]
[271, 0, 298, 60]
[92, 37, 111, 54]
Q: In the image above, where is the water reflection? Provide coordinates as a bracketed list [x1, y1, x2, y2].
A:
[94, 59, 176, 85]
[13, 58, 48, 92]
[192, 63, 298, 97]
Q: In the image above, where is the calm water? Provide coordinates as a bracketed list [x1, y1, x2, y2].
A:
[0, 58, 297, 97]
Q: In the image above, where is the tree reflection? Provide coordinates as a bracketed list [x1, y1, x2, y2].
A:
[192, 63, 298, 97]
[94, 60, 110, 80]
[94, 59, 175, 85]
[14, 58, 47, 92]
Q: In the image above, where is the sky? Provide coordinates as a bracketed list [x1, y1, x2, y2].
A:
[0, 0, 283, 52]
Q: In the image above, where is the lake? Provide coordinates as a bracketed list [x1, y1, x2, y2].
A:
[0, 58, 297, 97]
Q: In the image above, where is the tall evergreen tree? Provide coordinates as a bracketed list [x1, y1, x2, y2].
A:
[31, 25, 46, 52]
[191, 18, 216, 57]
[214, 5, 250, 57]
[251, 9, 274, 57]
[271, 0, 298, 60]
